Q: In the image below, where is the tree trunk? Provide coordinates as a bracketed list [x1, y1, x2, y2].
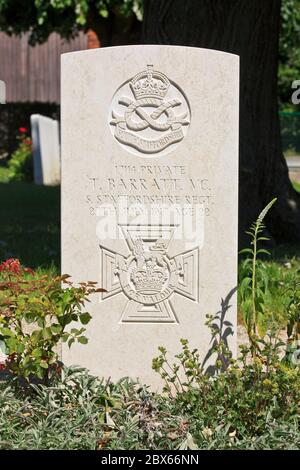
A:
[87, 5, 141, 48]
[142, 0, 300, 247]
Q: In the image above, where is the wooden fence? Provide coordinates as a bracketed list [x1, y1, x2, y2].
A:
[0, 32, 87, 103]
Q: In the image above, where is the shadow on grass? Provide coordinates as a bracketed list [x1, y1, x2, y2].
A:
[0, 182, 60, 271]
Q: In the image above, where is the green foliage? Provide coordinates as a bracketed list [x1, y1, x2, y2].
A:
[0, 258, 103, 382]
[7, 130, 33, 182]
[238, 254, 300, 328]
[282, 273, 300, 363]
[239, 199, 277, 355]
[279, 0, 300, 110]
[293, 180, 300, 192]
[0, 165, 10, 183]
[0, 361, 299, 450]
[0, 0, 143, 45]
[151, 199, 300, 449]
[152, 324, 300, 448]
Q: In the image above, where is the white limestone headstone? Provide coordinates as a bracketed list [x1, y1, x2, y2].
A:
[0, 80, 5, 104]
[31, 114, 60, 185]
[61, 46, 239, 388]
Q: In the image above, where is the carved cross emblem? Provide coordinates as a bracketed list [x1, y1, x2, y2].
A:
[100, 225, 199, 323]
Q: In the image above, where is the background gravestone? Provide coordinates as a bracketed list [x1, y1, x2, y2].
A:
[0, 80, 5, 104]
[61, 45, 239, 388]
[31, 114, 60, 185]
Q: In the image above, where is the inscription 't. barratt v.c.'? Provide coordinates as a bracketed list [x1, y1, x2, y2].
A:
[109, 65, 190, 157]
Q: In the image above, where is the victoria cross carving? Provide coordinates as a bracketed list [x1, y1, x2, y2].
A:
[109, 65, 190, 156]
[100, 225, 199, 323]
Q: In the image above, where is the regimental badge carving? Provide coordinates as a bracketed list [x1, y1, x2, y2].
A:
[100, 225, 199, 323]
[109, 65, 190, 156]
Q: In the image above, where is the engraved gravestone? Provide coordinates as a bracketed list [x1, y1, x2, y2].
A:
[61, 46, 239, 388]
[31, 114, 61, 185]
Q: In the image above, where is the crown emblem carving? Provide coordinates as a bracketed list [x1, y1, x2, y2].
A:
[130, 238, 169, 293]
[131, 260, 168, 293]
[130, 65, 169, 100]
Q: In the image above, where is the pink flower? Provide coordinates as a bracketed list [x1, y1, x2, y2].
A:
[19, 127, 28, 133]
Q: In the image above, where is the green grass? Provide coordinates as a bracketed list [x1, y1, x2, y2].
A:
[238, 250, 300, 326]
[0, 166, 10, 183]
[292, 181, 300, 192]
[0, 182, 60, 271]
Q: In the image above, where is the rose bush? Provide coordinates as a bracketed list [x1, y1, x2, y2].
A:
[0, 258, 104, 383]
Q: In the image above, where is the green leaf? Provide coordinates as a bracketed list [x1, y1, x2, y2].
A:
[239, 248, 253, 256]
[79, 312, 92, 325]
[40, 360, 49, 369]
[42, 327, 52, 340]
[62, 333, 70, 342]
[257, 249, 271, 256]
[239, 277, 251, 295]
[31, 348, 42, 358]
[77, 336, 88, 345]
[99, 8, 109, 18]
[0, 340, 7, 354]
[51, 324, 63, 334]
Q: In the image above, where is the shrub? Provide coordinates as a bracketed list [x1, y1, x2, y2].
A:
[153, 332, 300, 437]
[152, 200, 300, 447]
[7, 127, 33, 182]
[0, 258, 104, 383]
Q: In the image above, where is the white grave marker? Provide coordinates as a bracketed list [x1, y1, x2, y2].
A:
[61, 46, 239, 388]
[31, 114, 60, 185]
[0, 80, 5, 104]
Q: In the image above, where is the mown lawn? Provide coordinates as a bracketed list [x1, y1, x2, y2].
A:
[0, 182, 60, 270]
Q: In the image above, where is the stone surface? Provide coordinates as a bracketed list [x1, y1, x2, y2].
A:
[0, 80, 5, 103]
[61, 45, 239, 388]
[31, 114, 60, 185]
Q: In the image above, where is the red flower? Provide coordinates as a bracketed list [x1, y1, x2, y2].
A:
[0, 258, 21, 275]
[18, 127, 28, 133]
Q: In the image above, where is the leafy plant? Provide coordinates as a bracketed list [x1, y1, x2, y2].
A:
[282, 273, 300, 365]
[7, 127, 33, 182]
[0, 258, 104, 383]
[0, 1, 143, 46]
[279, 0, 300, 110]
[239, 198, 277, 356]
[152, 322, 300, 442]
